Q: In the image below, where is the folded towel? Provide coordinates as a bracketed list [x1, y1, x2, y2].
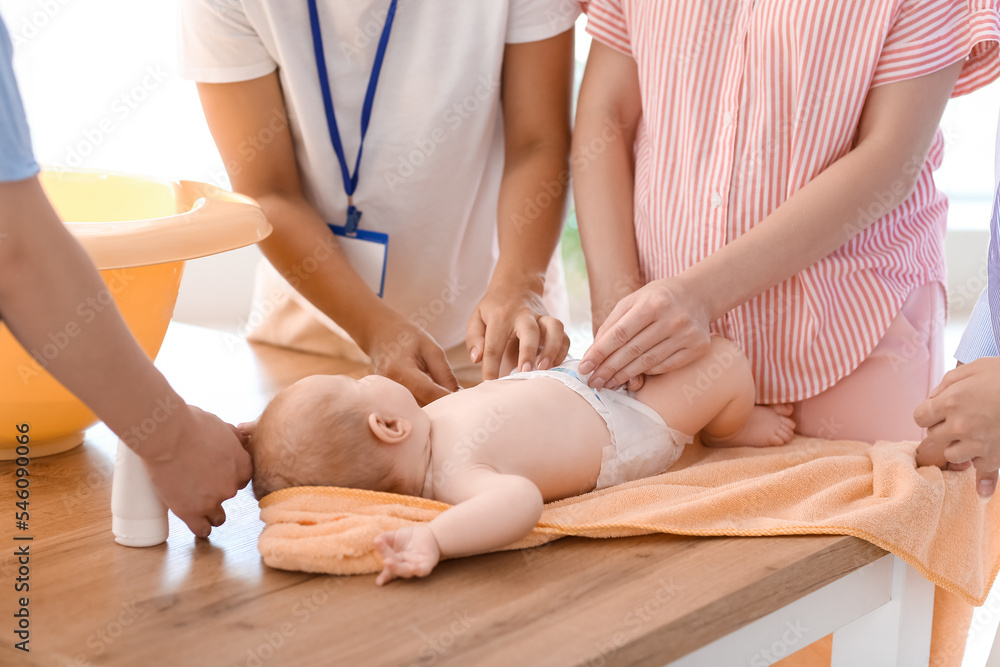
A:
[258, 436, 1000, 606]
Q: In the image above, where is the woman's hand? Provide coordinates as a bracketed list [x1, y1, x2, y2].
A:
[466, 282, 570, 381]
[580, 276, 712, 389]
[366, 315, 460, 406]
[140, 405, 252, 539]
[914, 358, 1000, 497]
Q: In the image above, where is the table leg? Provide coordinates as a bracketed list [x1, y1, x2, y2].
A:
[831, 555, 934, 667]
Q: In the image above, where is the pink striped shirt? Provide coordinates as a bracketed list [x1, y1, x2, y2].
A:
[586, 0, 1000, 403]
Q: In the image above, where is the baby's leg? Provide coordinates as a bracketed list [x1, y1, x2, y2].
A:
[633, 337, 794, 447]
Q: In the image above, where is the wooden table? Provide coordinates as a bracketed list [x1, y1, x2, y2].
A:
[1, 324, 935, 666]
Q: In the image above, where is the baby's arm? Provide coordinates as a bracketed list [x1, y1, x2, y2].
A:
[374, 469, 543, 585]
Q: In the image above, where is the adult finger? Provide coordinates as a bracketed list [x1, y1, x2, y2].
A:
[207, 505, 227, 528]
[929, 363, 975, 398]
[582, 297, 652, 375]
[590, 323, 677, 388]
[229, 422, 249, 448]
[513, 313, 541, 373]
[481, 317, 513, 381]
[609, 338, 706, 388]
[235, 448, 253, 487]
[395, 366, 452, 407]
[646, 345, 708, 376]
[913, 395, 947, 429]
[626, 375, 645, 392]
[924, 418, 958, 448]
[943, 439, 979, 466]
[593, 293, 635, 343]
[466, 313, 487, 364]
[976, 468, 998, 498]
[535, 316, 566, 371]
[184, 514, 213, 539]
[420, 341, 460, 393]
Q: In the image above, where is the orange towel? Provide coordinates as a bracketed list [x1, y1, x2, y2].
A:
[258, 436, 1000, 606]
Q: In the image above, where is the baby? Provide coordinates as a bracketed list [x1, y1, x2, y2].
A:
[243, 336, 794, 585]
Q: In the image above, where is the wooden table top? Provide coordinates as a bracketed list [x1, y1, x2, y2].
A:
[1, 323, 886, 667]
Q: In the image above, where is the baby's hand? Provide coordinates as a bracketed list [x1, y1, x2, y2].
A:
[374, 525, 442, 586]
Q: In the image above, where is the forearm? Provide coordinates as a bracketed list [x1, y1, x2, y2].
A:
[254, 192, 400, 352]
[197, 75, 405, 354]
[429, 478, 543, 557]
[684, 142, 924, 320]
[685, 62, 963, 321]
[0, 178, 186, 455]
[573, 112, 643, 325]
[573, 42, 644, 327]
[494, 144, 568, 293]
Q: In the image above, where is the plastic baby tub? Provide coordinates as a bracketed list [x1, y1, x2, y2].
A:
[0, 168, 271, 460]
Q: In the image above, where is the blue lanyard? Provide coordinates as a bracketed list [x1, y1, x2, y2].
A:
[308, 0, 398, 234]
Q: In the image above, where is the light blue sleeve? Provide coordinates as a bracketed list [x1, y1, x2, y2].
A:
[0, 14, 39, 183]
[955, 287, 1000, 362]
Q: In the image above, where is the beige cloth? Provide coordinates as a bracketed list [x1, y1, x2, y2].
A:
[258, 437, 1000, 608]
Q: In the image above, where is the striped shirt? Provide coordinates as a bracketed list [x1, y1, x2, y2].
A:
[956, 288, 999, 361]
[586, 0, 1000, 403]
[956, 112, 1000, 362]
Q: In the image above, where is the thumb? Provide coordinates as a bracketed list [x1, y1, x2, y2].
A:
[976, 468, 998, 499]
[421, 340, 460, 393]
[930, 363, 973, 398]
[626, 375, 645, 392]
[466, 312, 487, 364]
[398, 366, 452, 407]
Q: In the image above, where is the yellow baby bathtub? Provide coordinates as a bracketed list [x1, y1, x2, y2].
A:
[0, 169, 271, 459]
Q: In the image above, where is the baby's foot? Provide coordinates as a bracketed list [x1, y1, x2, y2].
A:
[702, 404, 796, 448]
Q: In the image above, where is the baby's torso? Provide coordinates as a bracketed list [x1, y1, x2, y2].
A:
[424, 375, 610, 504]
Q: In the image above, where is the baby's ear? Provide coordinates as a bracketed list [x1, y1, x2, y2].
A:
[367, 413, 412, 444]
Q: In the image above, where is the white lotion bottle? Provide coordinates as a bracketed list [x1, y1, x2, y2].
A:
[111, 440, 168, 547]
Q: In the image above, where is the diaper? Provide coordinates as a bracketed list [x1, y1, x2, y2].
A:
[501, 360, 693, 489]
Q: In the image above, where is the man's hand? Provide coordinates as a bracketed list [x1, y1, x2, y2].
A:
[466, 283, 569, 381]
[373, 525, 442, 585]
[914, 358, 1000, 497]
[580, 276, 712, 389]
[367, 316, 460, 406]
[140, 405, 252, 538]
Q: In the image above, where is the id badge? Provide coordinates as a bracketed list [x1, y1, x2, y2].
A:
[328, 224, 389, 298]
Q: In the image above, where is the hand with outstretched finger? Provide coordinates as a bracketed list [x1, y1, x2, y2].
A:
[366, 316, 460, 406]
[580, 276, 711, 390]
[914, 358, 1000, 498]
[141, 405, 252, 538]
[467, 284, 569, 381]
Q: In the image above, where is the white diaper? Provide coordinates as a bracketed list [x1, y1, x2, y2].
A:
[501, 360, 693, 489]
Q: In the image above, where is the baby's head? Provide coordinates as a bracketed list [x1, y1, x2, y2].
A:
[243, 374, 430, 500]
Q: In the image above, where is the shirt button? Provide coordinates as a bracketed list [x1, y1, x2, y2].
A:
[723, 112, 734, 127]
[711, 193, 723, 208]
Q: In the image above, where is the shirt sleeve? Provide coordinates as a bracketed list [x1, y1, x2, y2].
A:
[584, 0, 631, 57]
[873, 0, 1000, 95]
[0, 16, 39, 183]
[955, 287, 1000, 362]
[178, 0, 277, 83]
[506, 0, 581, 44]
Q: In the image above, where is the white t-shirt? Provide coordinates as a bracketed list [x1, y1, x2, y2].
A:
[179, 0, 579, 350]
